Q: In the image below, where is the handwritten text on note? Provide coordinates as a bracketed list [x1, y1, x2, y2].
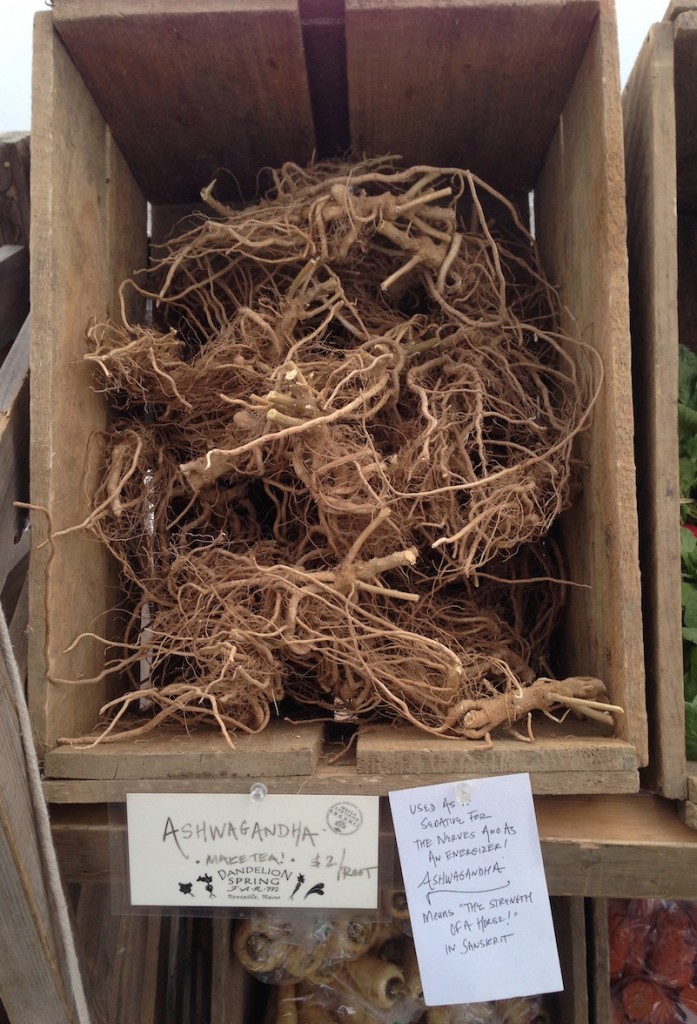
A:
[389, 774, 563, 1006]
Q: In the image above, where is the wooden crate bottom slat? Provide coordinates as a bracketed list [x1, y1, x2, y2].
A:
[42, 718, 640, 794]
[356, 719, 638, 776]
[42, 721, 640, 798]
[43, 718, 325, 781]
[43, 768, 640, 804]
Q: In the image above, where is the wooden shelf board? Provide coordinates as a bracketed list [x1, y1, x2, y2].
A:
[49, 793, 697, 898]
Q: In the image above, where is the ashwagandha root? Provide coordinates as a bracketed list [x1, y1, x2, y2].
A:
[55, 156, 620, 746]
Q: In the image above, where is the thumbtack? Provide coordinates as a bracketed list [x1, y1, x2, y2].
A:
[249, 782, 268, 804]
[455, 782, 472, 805]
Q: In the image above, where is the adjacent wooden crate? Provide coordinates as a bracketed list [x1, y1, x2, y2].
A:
[234, 896, 590, 1024]
[589, 895, 697, 1024]
[30, 0, 647, 797]
[621, 1, 697, 800]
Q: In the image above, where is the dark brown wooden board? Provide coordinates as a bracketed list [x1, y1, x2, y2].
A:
[675, 12, 697, 211]
[0, 317, 29, 592]
[622, 22, 686, 798]
[299, 0, 350, 158]
[52, 0, 317, 203]
[0, 245, 29, 351]
[0, 133, 30, 248]
[346, 0, 598, 192]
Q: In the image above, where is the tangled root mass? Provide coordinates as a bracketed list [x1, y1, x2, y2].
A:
[61, 157, 612, 746]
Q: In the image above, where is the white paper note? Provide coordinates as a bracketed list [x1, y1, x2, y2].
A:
[389, 774, 563, 1006]
[126, 793, 380, 909]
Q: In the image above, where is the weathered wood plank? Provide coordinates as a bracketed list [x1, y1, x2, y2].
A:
[7, 569, 29, 687]
[680, 799, 697, 829]
[72, 884, 120, 1022]
[0, 244, 29, 350]
[42, 716, 640, 793]
[43, 765, 641, 805]
[29, 14, 147, 753]
[589, 898, 611, 1024]
[51, 794, 697, 897]
[44, 718, 325, 779]
[0, 644, 87, 1022]
[527, 795, 697, 898]
[72, 882, 161, 1024]
[52, 0, 316, 203]
[666, 0, 697, 19]
[534, 1, 647, 764]
[356, 721, 638, 778]
[0, 316, 29, 591]
[550, 897, 588, 1024]
[0, 133, 30, 248]
[211, 919, 251, 1024]
[622, 23, 685, 798]
[346, 0, 598, 192]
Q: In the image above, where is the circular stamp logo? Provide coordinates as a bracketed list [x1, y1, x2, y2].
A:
[326, 801, 363, 835]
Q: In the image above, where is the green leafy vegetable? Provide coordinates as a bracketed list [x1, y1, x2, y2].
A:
[678, 344, 697, 755]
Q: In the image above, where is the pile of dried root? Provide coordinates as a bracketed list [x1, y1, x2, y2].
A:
[60, 157, 619, 747]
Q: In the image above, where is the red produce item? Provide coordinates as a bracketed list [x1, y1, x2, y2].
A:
[622, 980, 681, 1023]
[651, 905, 696, 989]
[609, 903, 634, 977]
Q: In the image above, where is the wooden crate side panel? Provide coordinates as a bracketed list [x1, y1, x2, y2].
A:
[29, 14, 147, 752]
[0, 645, 83, 1023]
[589, 898, 611, 1024]
[0, 318, 29, 590]
[53, 0, 316, 204]
[623, 25, 685, 797]
[550, 897, 588, 1024]
[535, 0, 647, 762]
[345, 0, 598, 193]
[675, 12, 697, 211]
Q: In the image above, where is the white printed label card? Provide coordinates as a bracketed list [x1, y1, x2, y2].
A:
[126, 793, 380, 909]
[389, 773, 562, 1007]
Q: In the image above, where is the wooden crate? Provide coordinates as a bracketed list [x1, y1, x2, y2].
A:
[590, 895, 697, 1024]
[30, 0, 646, 797]
[621, 2, 697, 800]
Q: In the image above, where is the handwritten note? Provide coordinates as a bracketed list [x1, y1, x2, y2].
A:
[389, 774, 562, 1006]
[126, 793, 379, 909]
